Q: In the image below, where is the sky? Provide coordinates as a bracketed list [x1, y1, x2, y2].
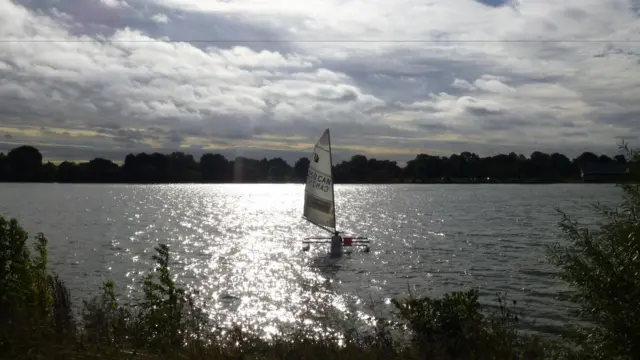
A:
[1, 0, 640, 165]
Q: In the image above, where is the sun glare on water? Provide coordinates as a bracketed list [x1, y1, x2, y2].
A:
[0, 183, 621, 339]
[118, 184, 374, 339]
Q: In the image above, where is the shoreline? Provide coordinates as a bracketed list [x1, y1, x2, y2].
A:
[2, 144, 634, 186]
[0, 179, 623, 185]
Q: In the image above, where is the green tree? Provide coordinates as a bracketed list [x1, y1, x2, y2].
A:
[0, 217, 66, 357]
[292, 157, 310, 182]
[7, 145, 43, 182]
[548, 144, 640, 359]
[200, 153, 231, 182]
[0, 153, 11, 181]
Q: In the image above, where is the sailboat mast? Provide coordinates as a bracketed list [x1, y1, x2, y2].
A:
[327, 129, 337, 233]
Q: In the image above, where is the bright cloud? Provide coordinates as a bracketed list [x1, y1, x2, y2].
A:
[1, 0, 640, 163]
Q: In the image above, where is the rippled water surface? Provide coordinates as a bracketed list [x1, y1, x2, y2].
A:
[0, 183, 623, 336]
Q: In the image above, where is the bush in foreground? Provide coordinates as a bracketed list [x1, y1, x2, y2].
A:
[548, 144, 640, 360]
[0, 216, 562, 359]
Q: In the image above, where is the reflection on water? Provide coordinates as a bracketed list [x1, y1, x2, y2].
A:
[0, 183, 623, 337]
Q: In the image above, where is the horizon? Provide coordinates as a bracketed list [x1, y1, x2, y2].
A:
[0, 142, 629, 169]
[1, 0, 640, 163]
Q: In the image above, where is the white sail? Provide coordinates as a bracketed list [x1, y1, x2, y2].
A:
[303, 128, 336, 230]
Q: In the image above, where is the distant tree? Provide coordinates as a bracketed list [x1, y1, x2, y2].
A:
[232, 157, 263, 183]
[57, 161, 79, 183]
[0, 144, 632, 184]
[549, 153, 576, 179]
[123, 153, 162, 183]
[292, 157, 310, 182]
[39, 162, 58, 182]
[530, 151, 551, 179]
[448, 154, 463, 179]
[404, 154, 430, 182]
[200, 153, 231, 183]
[0, 153, 10, 181]
[614, 154, 627, 164]
[165, 152, 200, 183]
[574, 152, 599, 166]
[7, 145, 42, 182]
[85, 158, 121, 183]
[148, 152, 169, 181]
[597, 154, 613, 163]
[267, 158, 291, 182]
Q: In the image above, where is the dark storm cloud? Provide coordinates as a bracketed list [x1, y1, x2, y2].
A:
[562, 130, 589, 138]
[413, 122, 456, 134]
[466, 105, 505, 117]
[472, 0, 514, 7]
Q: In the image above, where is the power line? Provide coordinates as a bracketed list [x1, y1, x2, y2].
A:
[1, 39, 640, 43]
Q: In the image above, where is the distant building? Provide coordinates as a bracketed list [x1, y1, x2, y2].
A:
[580, 162, 628, 183]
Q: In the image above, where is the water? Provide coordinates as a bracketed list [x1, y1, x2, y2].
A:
[0, 183, 623, 337]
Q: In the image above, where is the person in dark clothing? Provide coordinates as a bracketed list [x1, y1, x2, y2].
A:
[330, 231, 342, 256]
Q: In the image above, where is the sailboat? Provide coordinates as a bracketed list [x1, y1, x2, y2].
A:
[301, 128, 370, 254]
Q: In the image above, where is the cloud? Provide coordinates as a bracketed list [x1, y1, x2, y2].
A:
[1, 0, 640, 164]
[100, 0, 128, 8]
[151, 13, 169, 23]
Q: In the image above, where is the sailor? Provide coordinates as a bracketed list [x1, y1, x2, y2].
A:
[330, 231, 343, 256]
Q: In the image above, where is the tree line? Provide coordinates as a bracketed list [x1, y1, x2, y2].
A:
[0, 144, 634, 184]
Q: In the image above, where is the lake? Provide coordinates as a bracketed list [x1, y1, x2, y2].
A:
[0, 183, 623, 337]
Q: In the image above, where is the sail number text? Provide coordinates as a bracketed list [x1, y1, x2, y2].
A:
[307, 169, 332, 192]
